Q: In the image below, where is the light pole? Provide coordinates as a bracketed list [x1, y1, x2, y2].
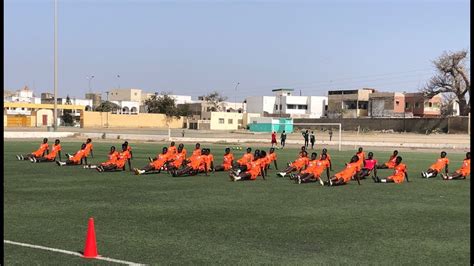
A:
[53, 0, 58, 130]
[87, 75, 95, 93]
[403, 91, 406, 133]
[234, 82, 240, 111]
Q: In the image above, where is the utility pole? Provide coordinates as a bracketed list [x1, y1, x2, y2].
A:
[53, 0, 58, 131]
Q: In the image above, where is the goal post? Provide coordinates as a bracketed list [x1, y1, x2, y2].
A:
[272, 122, 343, 151]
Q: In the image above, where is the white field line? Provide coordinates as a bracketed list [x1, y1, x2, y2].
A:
[4, 240, 146, 265]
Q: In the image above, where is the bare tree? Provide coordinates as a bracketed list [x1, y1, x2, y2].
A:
[199, 91, 228, 111]
[421, 50, 470, 115]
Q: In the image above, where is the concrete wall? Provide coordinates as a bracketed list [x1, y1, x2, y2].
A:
[35, 109, 54, 127]
[81, 111, 184, 128]
[294, 116, 469, 133]
[209, 112, 243, 130]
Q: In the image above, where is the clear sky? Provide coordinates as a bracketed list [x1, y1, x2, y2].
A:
[4, 0, 470, 100]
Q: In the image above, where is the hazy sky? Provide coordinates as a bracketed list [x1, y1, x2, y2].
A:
[4, 0, 470, 100]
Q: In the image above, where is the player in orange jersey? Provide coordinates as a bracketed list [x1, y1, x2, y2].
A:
[377, 150, 399, 169]
[214, 148, 234, 172]
[325, 155, 361, 186]
[123, 141, 133, 159]
[264, 148, 278, 171]
[422, 151, 449, 178]
[294, 153, 331, 185]
[183, 143, 201, 163]
[135, 147, 170, 175]
[232, 147, 254, 175]
[320, 148, 333, 171]
[56, 143, 87, 166]
[97, 144, 131, 172]
[442, 152, 470, 180]
[277, 151, 309, 178]
[355, 147, 365, 168]
[373, 156, 408, 184]
[83, 146, 119, 169]
[167, 141, 178, 156]
[198, 149, 214, 172]
[166, 145, 187, 171]
[32, 139, 62, 163]
[178, 143, 187, 158]
[17, 138, 49, 161]
[83, 138, 94, 164]
[230, 151, 266, 181]
[172, 148, 208, 177]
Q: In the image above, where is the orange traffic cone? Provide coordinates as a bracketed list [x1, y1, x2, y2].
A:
[83, 217, 99, 258]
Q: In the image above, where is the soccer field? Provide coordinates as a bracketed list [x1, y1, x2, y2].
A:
[4, 141, 470, 265]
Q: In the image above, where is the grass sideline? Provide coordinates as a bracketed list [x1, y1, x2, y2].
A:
[4, 141, 470, 264]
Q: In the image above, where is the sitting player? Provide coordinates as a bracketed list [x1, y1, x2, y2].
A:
[135, 147, 170, 175]
[442, 152, 470, 180]
[167, 141, 178, 156]
[232, 147, 254, 174]
[320, 148, 333, 171]
[277, 151, 309, 178]
[184, 143, 201, 163]
[83, 138, 94, 164]
[265, 148, 278, 170]
[295, 153, 330, 185]
[373, 156, 408, 183]
[172, 149, 207, 177]
[377, 150, 399, 169]
[358, 152, 377, 180]
[356, 147, 365, 168]
[298, 146, 306, 157]
[17, 138, 49, 161]
[98, 144, 132, 172]
[166, 145, 187, 171]
[57, 143, 87, 166]
[32, 139, 62, 163]
[214, 148, 234, 172]
[325, 155, 361, 186]
[421, 151, 449, 178]
[198, 148, 214, 173]
[83, 146, 119, 169]
[230, 151, 266, 181]
[123, 141, 133, 159]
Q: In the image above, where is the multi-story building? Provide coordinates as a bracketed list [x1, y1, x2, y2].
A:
[404, 92, 441, 117]
[327, 88, 375, 118]
[4, 86, 42, 115]
[245, 89, 327, 118]
[368, 92, 406, 117]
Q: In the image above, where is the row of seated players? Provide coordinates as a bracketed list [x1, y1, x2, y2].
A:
[15, 139, 470, 182]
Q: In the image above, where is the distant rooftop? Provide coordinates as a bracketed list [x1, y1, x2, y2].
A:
[272, 88, 294, 92]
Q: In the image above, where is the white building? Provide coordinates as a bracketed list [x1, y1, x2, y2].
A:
[4, 86, 41, 115]
[245, 89, 327, 118]
[110, 100, 140, 114]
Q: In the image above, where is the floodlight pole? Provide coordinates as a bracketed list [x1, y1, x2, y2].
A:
[53, 0, 58, 131]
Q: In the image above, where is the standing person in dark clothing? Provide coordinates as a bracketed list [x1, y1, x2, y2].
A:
[329, 129, 333, 141]
[302, 130, 309, 148]
[310, 131, 315, 149]
[280, 131, 287, 148]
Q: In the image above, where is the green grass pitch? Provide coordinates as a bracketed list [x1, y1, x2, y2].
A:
[4, 141, 470, 264]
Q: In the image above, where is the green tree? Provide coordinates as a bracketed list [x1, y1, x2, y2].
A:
[145, 93, 180, 118]
[62, 95, 74, 126]
[95, 101, 121, 112]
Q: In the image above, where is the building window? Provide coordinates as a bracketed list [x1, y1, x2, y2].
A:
[275, 105, 278, 110]
[228, 119, 233, 124]
[219, 118, 225, 124]
[405, 103, 410, 109]
[415, 103, 420, 108]
[297, 105, 307, 110]
[279, 104, 282, 110]
[395, 101, 400, 105]
[134, 93, 137, 96]
[238, 119, 243, 125]
[428, 102, 433, 107]
[287, 104, 296, 109]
